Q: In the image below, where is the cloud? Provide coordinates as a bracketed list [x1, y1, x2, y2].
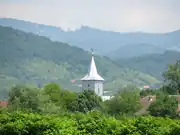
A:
[0, 0, 180, 33]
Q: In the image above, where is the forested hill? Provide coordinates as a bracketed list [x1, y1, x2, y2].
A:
[0, 26, 159, 98]
[0, 18, 180, 57]
[117, 51, 180, 80]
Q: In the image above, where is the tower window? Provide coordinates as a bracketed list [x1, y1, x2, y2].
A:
[88, 84, 90, 87]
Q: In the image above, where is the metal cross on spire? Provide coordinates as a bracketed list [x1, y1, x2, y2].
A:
[91, 48, 94, 55]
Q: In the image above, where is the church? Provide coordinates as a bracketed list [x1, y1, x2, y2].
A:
[81, 51, 105, 98]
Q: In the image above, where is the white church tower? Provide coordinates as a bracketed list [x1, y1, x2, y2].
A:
[81, 51, 104, 97]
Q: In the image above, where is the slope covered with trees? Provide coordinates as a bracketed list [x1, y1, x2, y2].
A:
[0, 26, 159, 99]
[117, 51, 180, 79]
[108, 43, 165, 59]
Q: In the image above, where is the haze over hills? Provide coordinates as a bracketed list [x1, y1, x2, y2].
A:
[117, 50, 180, 80]
[0, 25, 159, 99]
[0, 18, 180, 58]
[108, 43, 165, 59]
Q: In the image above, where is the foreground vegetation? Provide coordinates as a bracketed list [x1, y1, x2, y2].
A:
[0, 83, 179, 135]
[1, 59, 180, 134]
[1, 111, 180, 135]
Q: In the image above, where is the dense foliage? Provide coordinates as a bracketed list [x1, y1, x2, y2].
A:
[1, 111, 180, 135]
[148, 94, 178, 118]
[163, 60, 180, 93]
[69, 90, 102, 113]
[105, 85, 141, 116]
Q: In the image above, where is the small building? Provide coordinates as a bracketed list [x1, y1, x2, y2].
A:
[102, 95, 114, 101]
[137, 95, 180, 115]
[0, 101, 8, 108]
[81, 52, 104, 97]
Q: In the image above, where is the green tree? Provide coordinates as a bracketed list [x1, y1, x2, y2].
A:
[43, 83, 61, 103]
[69, 90, 102, 113]
[148, 94, 178, 118]
[8, 85, 43, 112]
[60, 90, 76, 110]
[161, 85, 176, 95]
[163, 60, 180, 94]
[105, 85, 141, 116]
[8, 84, 65, 114]
[140, 88, 159, 97]
[43, 83, 76, 111]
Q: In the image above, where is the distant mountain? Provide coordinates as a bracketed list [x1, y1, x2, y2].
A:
[107, 43, 165, 59]
[117, 51, 180, 80]
[0, 26, 159, 99]
[0, 18, 180, 58]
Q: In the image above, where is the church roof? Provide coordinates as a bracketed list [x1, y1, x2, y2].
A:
[81, 53, 104, 81]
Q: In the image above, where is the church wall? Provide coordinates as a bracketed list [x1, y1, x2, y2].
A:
[81, 80, 95, 91]
[94, 82, 103, 97]
[81, 80, 103, 97]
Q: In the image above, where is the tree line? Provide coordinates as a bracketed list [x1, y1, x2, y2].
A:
[1, 60, 180, 134]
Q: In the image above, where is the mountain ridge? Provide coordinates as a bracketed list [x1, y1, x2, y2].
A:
[1, 18, 180, 34]
[0, 18, 180, 57]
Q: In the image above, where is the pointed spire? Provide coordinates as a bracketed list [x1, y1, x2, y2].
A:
[88, 53, 98, 76]
[91, 48, 94, 56]
[81, 49, 104, 81]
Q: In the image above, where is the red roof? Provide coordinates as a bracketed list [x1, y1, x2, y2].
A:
[71, 80, 76, 83]
[177, 107, 180, 112]
[0, 101, 8, 107]
[143, 85, 150, 89]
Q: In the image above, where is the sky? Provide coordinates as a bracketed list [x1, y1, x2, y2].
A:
[0, 0, 180, 33]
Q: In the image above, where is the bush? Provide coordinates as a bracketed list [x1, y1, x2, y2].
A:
[1, 111, 180, 135]
[0, 111, 77, 135]
[148, 95, 178, 118]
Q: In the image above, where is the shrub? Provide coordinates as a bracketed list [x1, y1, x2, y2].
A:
[1, 111, 180, 135]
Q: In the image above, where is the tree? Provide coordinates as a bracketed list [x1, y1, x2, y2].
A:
[69, 90, 102, 113]
[163, 60, 180, 94]
[43, 83, 61, 103]
[8, 84, 67, 113]
[7, 83, 77, 113]
[43, 83, 76, 111]
[148, 94, 178, 118]
[8, 85, 43, 112]
[105, 85, 142, 116]
[60, 90, 76, 110]
[160, 85, 176, 95]
[140, 88, 157, 97]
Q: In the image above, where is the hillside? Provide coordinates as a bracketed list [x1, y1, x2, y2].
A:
[0, 26, 159, 99]
[108, 43, 165, 59]
[117, 51, 180, 80]
[0, 18, 180, 58]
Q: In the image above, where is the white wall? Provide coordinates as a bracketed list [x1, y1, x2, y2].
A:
[81, 80, 103, 97]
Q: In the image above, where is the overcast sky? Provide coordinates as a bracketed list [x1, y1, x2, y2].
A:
[0, 0, 180, 33]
